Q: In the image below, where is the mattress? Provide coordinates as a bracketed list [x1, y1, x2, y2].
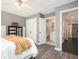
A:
[1, 37, 38, 59]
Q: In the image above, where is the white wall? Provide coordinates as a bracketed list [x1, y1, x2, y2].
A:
[68, 24, 72, 38]
[62, 21, 67, 42]
[1, 25, 6, 36]
[1, 11, 26, 26]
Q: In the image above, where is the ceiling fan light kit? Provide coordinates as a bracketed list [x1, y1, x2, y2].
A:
[15, 0, 25, 8]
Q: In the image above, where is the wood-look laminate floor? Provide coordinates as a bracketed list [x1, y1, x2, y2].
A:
[36, 44, 78, 59]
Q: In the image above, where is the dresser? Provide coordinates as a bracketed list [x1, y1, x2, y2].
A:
[8, 26, 23, 36]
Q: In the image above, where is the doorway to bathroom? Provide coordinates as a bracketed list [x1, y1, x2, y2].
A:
[46, 16, 55, 46]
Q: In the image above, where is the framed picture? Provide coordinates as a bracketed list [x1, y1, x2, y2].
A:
[12, 22, 19, 26]
[51, 22, 54, 31]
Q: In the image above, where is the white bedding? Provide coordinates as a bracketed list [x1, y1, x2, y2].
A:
[1, 37, 38, 59]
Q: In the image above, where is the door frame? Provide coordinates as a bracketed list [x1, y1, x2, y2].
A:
[60, 7, 78, 51]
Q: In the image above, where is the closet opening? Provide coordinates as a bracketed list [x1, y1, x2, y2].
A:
[61, 8, 78, 55]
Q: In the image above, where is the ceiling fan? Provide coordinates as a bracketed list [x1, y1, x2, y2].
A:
[15, 0, 32, 9]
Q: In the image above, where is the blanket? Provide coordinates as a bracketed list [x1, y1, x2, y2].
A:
[3, 35, 31, 55]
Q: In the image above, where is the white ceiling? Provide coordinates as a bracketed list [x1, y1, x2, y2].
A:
[1, 0, 76, 17]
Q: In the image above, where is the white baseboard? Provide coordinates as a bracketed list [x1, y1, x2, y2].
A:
[46, 42, 55, 46]
[55, 48, 62, 51]
[36, 42, 46, 45]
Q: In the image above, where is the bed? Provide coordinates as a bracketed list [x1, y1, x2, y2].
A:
[1, 37, 38, 59]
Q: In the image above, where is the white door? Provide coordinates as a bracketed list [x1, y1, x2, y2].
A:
[26, 18, 37, 43]
[38, 18, 46, 45]
[26, 19, 30, 37]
